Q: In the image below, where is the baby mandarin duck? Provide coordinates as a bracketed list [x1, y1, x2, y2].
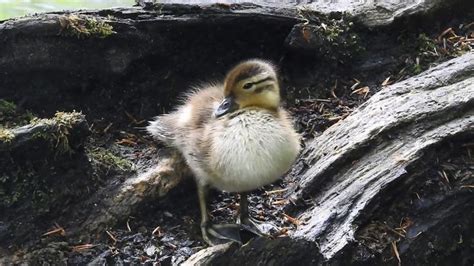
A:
[147, 59, 301, 245]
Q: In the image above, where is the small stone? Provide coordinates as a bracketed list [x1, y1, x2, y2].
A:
[145, 245, 157, 257]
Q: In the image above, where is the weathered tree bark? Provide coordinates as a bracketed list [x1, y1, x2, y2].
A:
[77, 150, 190, 234]
[138, 0, 453, 27]
[291, 51, 474, 258]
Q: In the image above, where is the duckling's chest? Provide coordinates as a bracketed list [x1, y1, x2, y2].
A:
[207, 111, 299, 192]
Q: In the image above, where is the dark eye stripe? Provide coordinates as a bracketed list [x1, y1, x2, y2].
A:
[253, 77, 273, 85]
[244, 77, 273, 89]
[255, 85, 274, 93]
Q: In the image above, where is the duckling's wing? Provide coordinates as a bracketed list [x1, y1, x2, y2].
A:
[147, 85, 223, 147]
[146, 114, 176, 145]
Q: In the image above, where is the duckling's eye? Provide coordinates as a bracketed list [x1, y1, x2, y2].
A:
[243, 83, 253, 90]
[222, 101, 230, 108]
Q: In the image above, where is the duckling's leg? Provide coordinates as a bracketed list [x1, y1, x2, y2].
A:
[239, 192, 251, 225]
[197, 184, 242, 245]
[197, 184, 211, 243]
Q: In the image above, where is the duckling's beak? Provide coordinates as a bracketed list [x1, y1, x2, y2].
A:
[215, 96, 239, 118]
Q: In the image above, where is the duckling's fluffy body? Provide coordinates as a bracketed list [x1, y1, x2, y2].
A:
[147, 85, 300, 192]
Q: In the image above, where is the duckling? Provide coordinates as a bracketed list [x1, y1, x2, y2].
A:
[147, 59, 301, 245]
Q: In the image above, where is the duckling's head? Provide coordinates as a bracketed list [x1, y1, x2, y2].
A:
[215, 60, 280, 118]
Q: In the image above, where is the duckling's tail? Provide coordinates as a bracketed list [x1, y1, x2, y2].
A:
[146, 116, 175, 145]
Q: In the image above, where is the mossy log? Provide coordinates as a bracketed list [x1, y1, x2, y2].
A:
[184, 52, 474, 265]
[76, 150, 190, 234]
[0, 111, 89, 152]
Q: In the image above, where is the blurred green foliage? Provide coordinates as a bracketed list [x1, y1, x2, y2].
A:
[0, 0, 134, 20]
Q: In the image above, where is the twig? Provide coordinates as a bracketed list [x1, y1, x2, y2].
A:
[72, 244, 96, 252]
[265, 188, 288, 195]
[391, 241, 402, 266]
[126, 219, 132, 232]
[282, 213, 301, 226]
[272, 199, 289, 206]
[103, 122, 113, 133]
[381, 76, 391, 86]
[152, 226, 162, 237]
[330, 80, 339, 99]
[42, 224, 66, 237]
[106, 230, 118, 244]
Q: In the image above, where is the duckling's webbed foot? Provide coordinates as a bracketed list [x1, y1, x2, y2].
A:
[201, 222, 242, 245]
[239, 193, 278, 236]
[197, 184, 242, 245]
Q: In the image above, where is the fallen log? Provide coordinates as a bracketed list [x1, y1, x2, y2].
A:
[138, 0, 452, 27]
[291, 51, 474, 259]
[77, 149, 190, 234]
[0, 111, 90, 212]
[0, 111, 88, 153]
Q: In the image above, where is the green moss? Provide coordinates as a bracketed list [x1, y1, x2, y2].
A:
[0, 163, 39, 209]
[0, 99, 35, 128]
[31, 111, 83, 155]
[0, 99, 16, 115]
[417, 33, 437, 54]
[87, 147, 134, 174]
[59, 15, 116, 39]
[400, 24, 473, 77]
[409, 33, 439, 74]
[296, 8, 364, 62]
[0, 128, 14, 143]
[31, 111, 82, 126]
[55, 111, 83, 123]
